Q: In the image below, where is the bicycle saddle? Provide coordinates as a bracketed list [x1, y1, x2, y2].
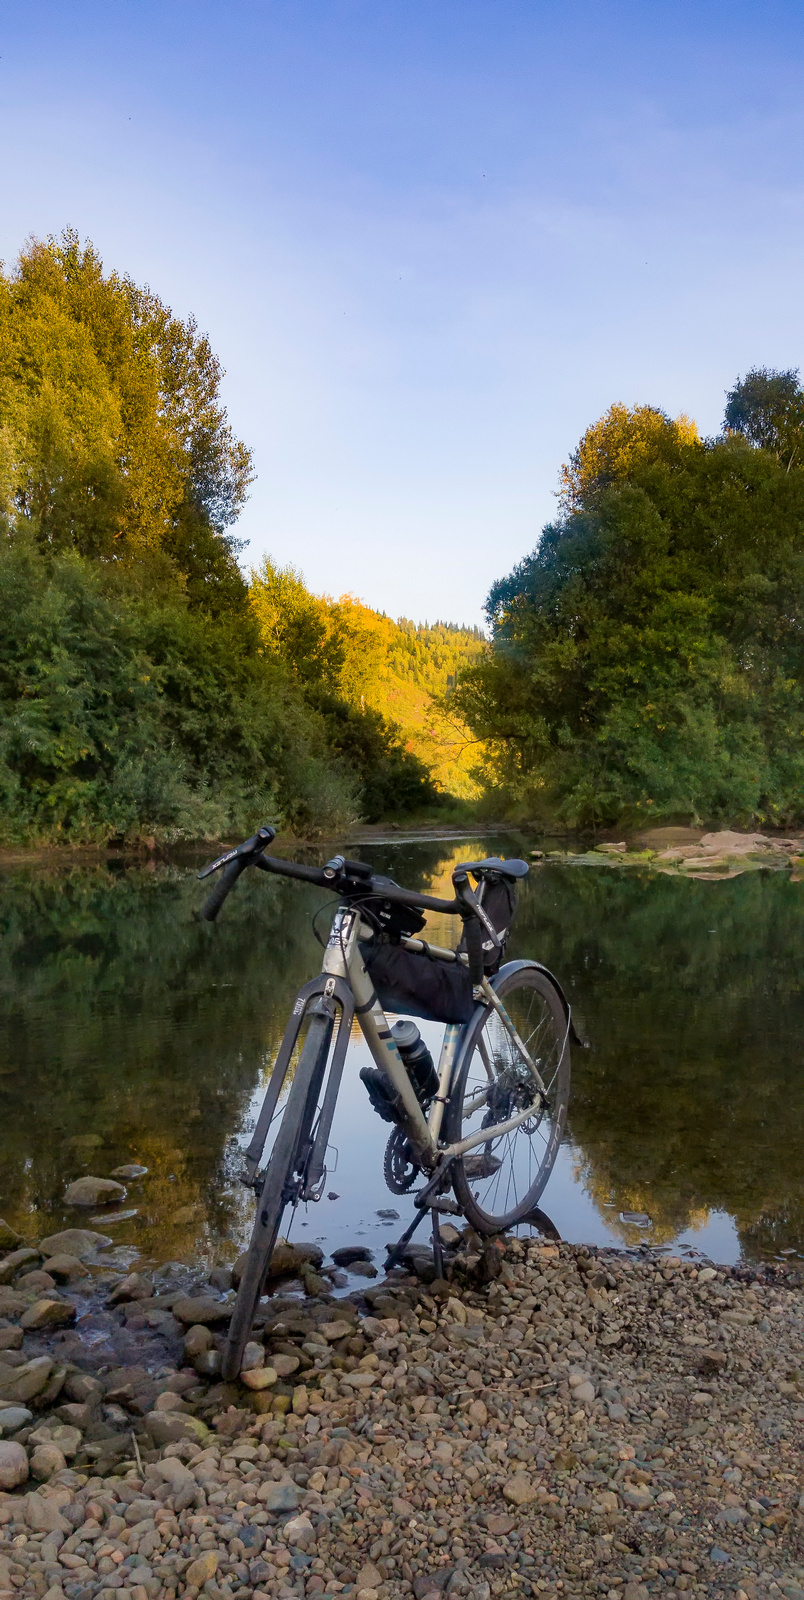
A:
[459, 856, 530, 881]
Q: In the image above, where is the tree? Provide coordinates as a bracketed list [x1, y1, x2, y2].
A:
[724, 367, 804, 469]
[559, 402, 699, 509]
[454, 404, 804, 828]
[0, 230, 253, 608]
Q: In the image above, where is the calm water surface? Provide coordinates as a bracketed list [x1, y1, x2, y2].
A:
[2, 835, 804, 1277]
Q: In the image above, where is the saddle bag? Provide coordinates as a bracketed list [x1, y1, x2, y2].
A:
[457, 875, 518, 974]
[360, 940, 475, 1025]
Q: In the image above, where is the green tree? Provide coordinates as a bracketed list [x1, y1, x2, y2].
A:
[724, 367, 804, 470]
[0, 230, 252, 610]
[455, 402, 804, 828]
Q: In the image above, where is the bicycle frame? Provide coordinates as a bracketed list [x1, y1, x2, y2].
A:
[239, 902, 569, 1200]
[323, 908, 553, 1166]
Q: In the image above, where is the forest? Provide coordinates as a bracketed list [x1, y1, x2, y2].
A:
[0, 233, 481, 845]
[5, 229, 804, 845]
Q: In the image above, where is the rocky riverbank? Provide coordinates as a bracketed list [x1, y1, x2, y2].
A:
[1, 1230, 803, 1600]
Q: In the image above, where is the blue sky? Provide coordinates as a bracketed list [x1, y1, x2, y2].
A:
[3, 2, 804, 624]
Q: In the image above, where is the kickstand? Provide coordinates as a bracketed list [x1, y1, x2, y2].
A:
[384, 1204, 431, 1272]
[431, 1209, 445, 1281]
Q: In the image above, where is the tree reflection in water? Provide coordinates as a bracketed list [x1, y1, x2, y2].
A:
[1, 840, 804, 1265]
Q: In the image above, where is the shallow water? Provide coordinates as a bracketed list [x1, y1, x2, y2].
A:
[2, 835, 804, 1279]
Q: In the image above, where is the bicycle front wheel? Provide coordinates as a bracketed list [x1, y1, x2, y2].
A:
[447, 964, 570, 1233]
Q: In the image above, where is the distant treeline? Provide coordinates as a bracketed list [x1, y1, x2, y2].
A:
[0, 232, 481, 845]
[454, 375, 804, 829]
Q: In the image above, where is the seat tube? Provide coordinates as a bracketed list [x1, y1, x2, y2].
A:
[427, 1023, 463, 1143]
[348, 930, 433, 1153]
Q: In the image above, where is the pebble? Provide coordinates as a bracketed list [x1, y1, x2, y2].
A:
[0, 1234, 803, 1600]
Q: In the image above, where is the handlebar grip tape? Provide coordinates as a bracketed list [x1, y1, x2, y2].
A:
[200, 856, 249, 921]
[462, 916, 484, 985]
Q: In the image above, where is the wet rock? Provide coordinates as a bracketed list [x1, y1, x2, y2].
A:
[170, 1294, 231, 1325]
[106, 1272, 153, 1304]
[208, 1266, 232, 1292]
[267, 1240, 325, 1278]
[0, 1221, 23, 1250]
[0, 1356, 53, 1402]
[331, 1246, 374, 1267]
[16, 1270, 55, 1293]
[19, 1298, 77, 1330]
[110, 1163, 148, 1179]
[0, 1440, 29, 1488]
[38, 1228, 112, 1259]
[349, 1259, 379, 1278]
[0, 1248, 42, 1283]
[63, 1176, 126, 1207]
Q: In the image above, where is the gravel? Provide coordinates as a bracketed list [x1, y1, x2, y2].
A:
[1, 1237, 804, 1600]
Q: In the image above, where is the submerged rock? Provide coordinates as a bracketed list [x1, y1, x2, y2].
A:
[63, 1176, 126, 1207]
[38, 1228, 112, 1258]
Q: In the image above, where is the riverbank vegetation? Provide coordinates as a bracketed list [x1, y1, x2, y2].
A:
[0, 233, 479, 844]
[456, 373, 804, 830]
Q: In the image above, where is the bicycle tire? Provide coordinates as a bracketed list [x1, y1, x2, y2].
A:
[221, 1010, 332, 1380]
[447, 964, 570, 1234]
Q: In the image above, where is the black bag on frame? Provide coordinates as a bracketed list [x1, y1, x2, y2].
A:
[360, 941, 475, 1025]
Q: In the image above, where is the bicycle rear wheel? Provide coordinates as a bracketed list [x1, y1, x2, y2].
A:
[222, 1009, 331, 1380]
[447, 963, 570, 1233]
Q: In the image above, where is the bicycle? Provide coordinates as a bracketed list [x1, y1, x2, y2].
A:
[198, 825, 576, 1381]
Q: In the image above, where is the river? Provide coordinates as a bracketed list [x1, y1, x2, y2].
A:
[2, 834, 803, 1282]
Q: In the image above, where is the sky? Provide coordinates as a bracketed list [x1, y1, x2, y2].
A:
[3, 2, 804, 625]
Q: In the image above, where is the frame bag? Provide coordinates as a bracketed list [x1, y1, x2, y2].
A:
[360, 940, 475, 1025]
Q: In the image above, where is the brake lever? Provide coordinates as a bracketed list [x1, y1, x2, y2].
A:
[197, 824, 277, 880]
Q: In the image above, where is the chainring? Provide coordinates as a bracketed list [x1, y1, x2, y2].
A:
[384, 1127, 420, 1193]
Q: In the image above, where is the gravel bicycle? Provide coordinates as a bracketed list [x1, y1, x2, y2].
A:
[198, 826, 575, 1380]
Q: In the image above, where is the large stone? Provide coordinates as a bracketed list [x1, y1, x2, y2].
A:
[267, 1240, 325, 1278]
[270, 1353, 300, 1378]
[30, 1444, 66, 1480]
[63, 1177, 126, 1208]
[0, 1407, 33, 1435]
[23, 1491, 71, 1533]
[0, 1329, 23, 1352]
[0, 1357, 54, 1403]
[0, 1441, 28, 1489]
[184, 1325, 214, 1359]
[107, 1273, 153, 1305]
[110, 1164, 148, 1179]
[38, 1229, 112, 1259]
[170, 1296, 231, 1326]
[144, 1411, 195, 1447]
[356, 1565, 384, 1592]
[284, 1513, 314, 1545]
[0, 1249, 41, 1285]
[19, 1299, 76, 1331]
[318, 1319, 354, 1342]
[331, 1246, 374, 1267]
[503, 1473, 538, 1506]
[29, 1424, 82, 1459]
[186, 1552, 218, 1587]
[42, 1255, 89, 1284]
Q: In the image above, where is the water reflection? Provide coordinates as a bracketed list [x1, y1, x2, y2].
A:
[1, 840, 804, 1269]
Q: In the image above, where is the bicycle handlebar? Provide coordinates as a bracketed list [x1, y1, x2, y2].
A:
[197, 823, 464, 922]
